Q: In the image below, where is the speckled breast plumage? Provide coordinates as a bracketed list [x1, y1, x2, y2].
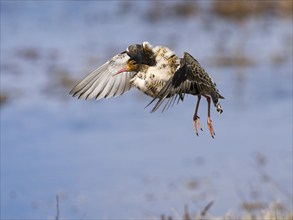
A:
[130, 46, 180, 97]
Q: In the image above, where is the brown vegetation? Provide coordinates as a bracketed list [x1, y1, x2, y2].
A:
[144, 2, 198, 22]
[213, 1, 293, 21]
[0, 92, 9, 107]
[15, 47, 41, 61]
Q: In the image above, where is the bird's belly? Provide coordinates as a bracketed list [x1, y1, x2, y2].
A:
[131, 71, 170, 98]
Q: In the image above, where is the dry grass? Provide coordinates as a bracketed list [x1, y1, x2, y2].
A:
[212, 1, 293, 21]
[159, 203, 292, 220]
[15, 47, 41, 61]
[143, 1, 292, 23]
[159, 153, 292, 220]
[144, 2, 198, 22]
[48, 144, 291, 220]
[210, 54, 255, 67]
[43, 66, 77, 99]
[0, 92, 9, 107]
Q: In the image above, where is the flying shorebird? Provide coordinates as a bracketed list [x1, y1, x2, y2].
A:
[70, 42, 224, 138]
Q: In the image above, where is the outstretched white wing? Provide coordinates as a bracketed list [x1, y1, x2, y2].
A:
[70, 52, 136, 100]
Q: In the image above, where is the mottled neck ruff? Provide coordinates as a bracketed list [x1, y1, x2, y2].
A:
[153, 45, 176, 60]
[126, 42, 157, 67]
[152, 46, 180, 76]
[129, 44, 180, 98]
[142, 42, 156, 66]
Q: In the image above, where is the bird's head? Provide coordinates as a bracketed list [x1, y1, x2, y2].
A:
[114, 42, 156, 75]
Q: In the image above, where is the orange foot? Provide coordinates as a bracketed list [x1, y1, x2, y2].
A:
[207, 117, 215, 138]
[193, 116, 203, 136]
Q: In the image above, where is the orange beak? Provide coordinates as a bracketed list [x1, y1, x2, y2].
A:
[113, 67, 129, 76]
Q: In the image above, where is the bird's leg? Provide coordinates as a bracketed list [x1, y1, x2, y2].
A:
[203, 95, 215, 138]
[193, 95, 203, 136]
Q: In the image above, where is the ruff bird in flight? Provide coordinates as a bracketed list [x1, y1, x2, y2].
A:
[70, 42, 224, 138]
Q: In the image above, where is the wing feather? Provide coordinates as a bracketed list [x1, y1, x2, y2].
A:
[148, 52, 224, 112]
[70, 53, 136, 100]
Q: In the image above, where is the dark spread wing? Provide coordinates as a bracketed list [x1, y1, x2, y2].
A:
[70, 52, 136, 100]
[148, 52, 224, 112]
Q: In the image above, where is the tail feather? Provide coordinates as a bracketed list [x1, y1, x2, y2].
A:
[218, 94, 225, 99]
[216, 102, 223, 114]
[211, 93, 223, 114]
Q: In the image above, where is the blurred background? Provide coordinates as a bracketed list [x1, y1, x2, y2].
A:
[1, 1, 292, 219]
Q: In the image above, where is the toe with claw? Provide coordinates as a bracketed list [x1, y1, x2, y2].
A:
[207, 117, 215, 138]
[193, 116, 203, 136]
